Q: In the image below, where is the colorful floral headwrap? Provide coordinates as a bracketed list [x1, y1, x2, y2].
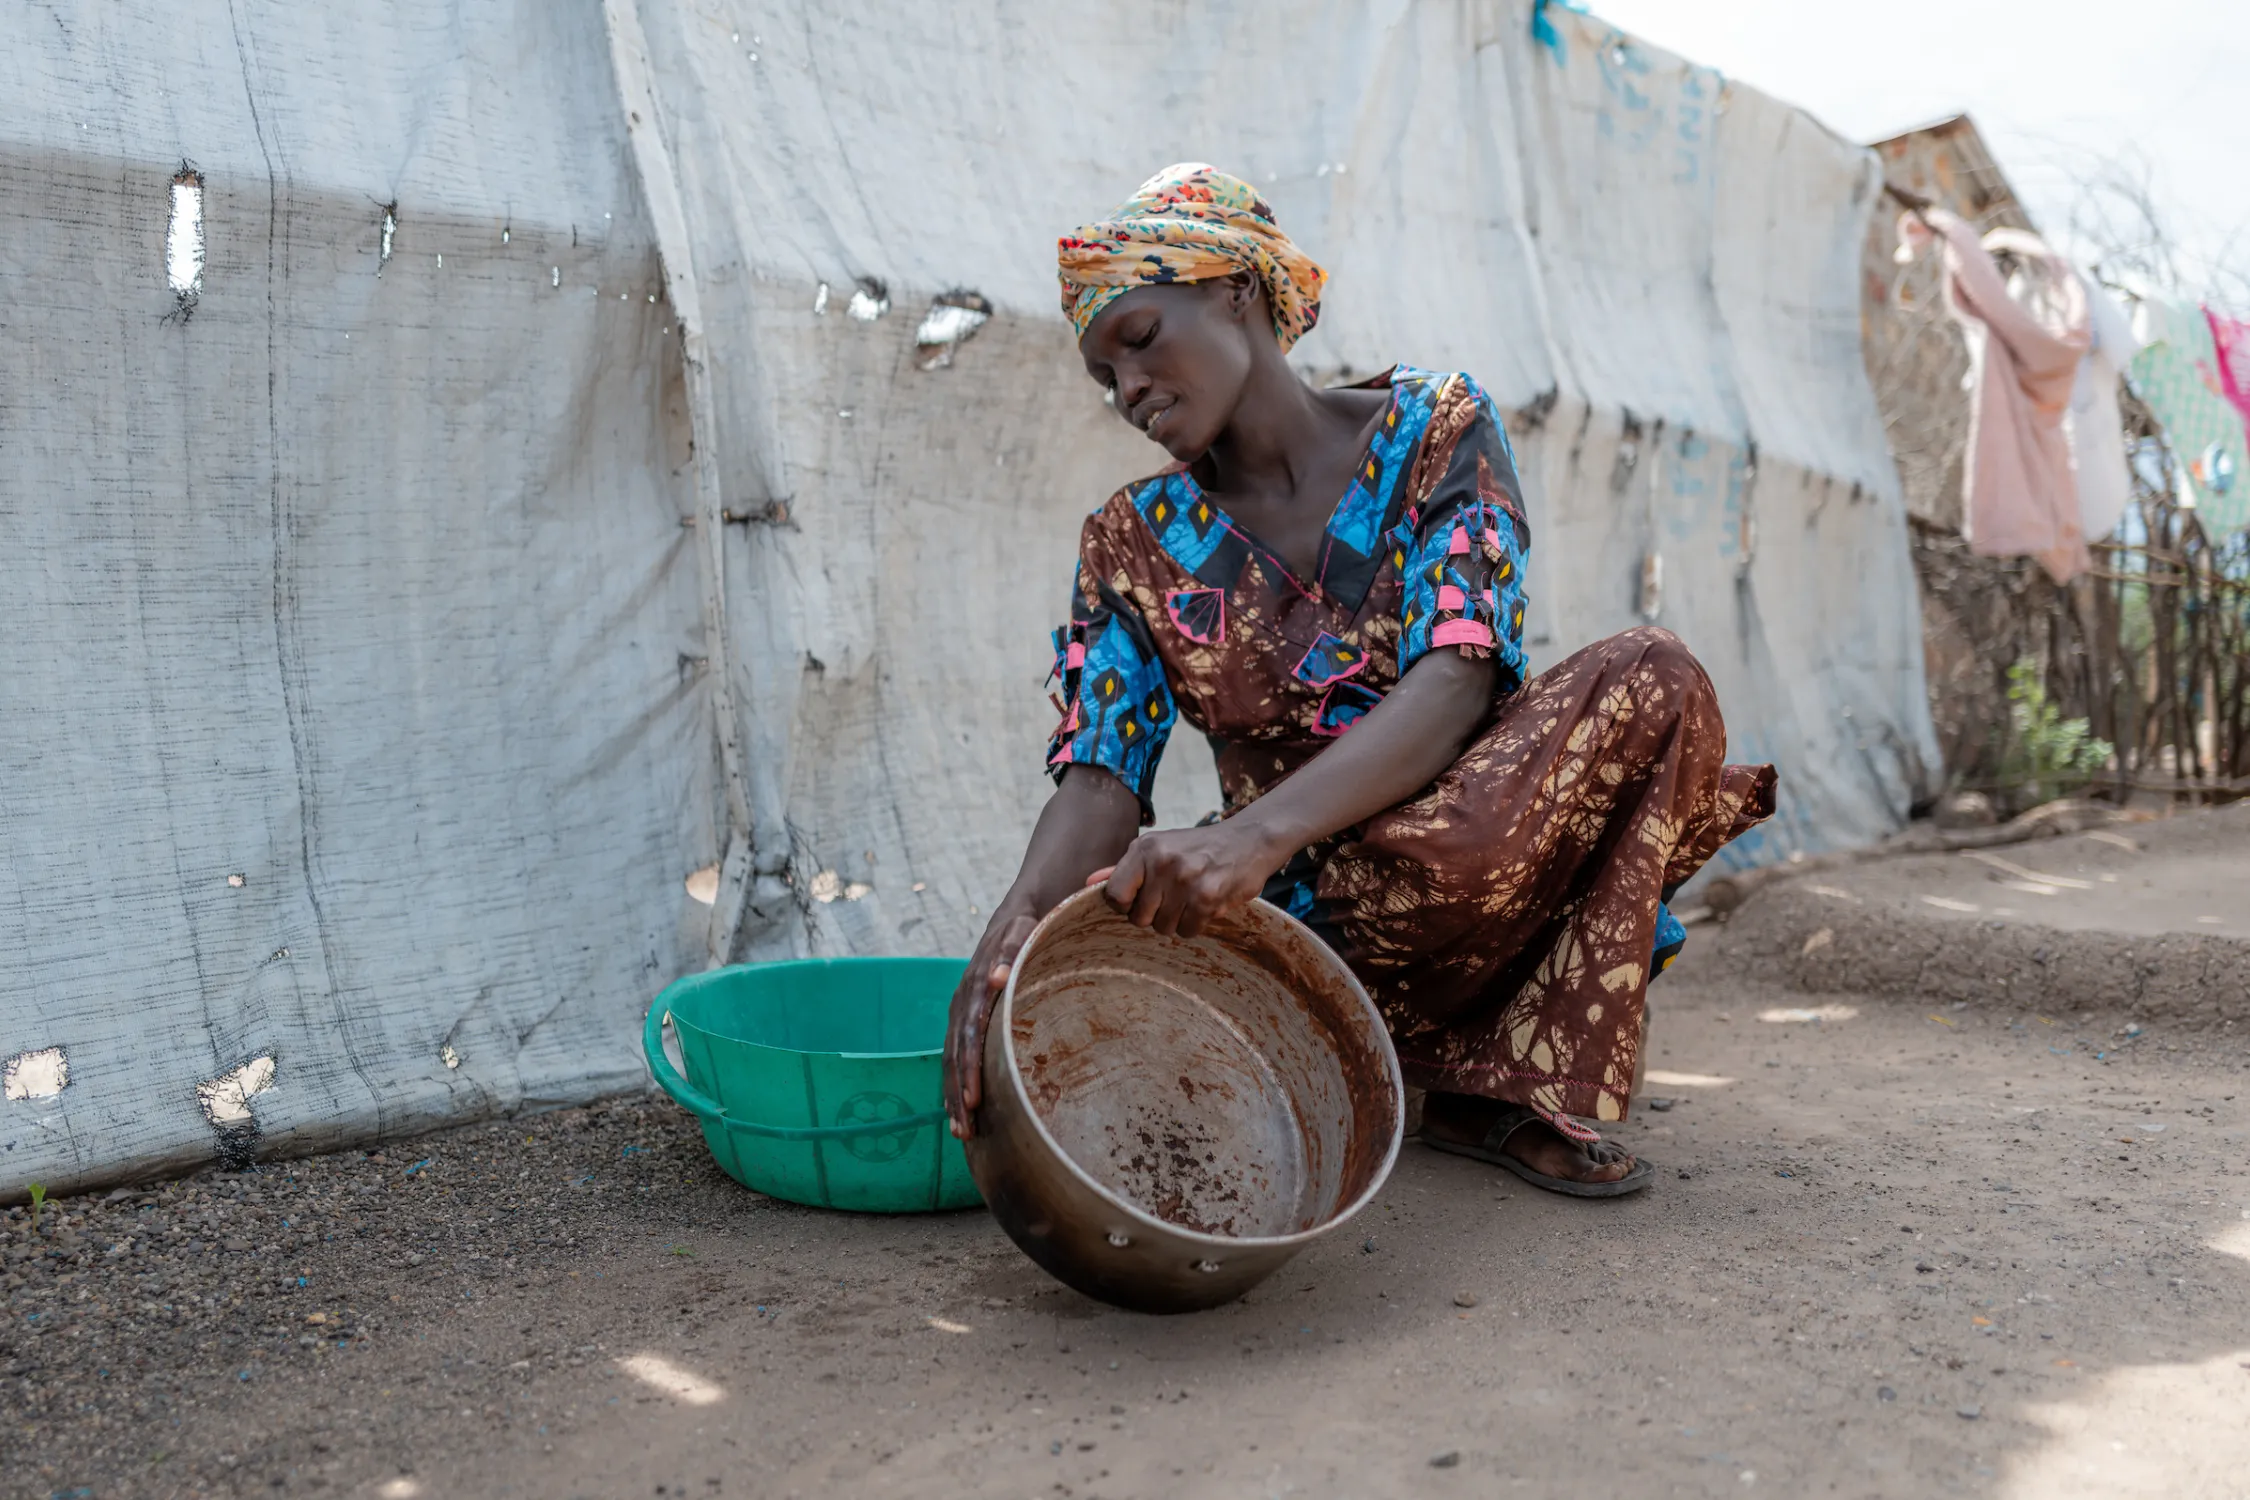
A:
[1058, 163, 1327, 351]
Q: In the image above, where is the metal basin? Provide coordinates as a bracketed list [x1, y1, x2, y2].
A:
[964, 887, 1403, 1313]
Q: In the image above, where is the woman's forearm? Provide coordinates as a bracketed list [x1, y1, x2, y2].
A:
[1229, 650, 1496, 856]
[995, 766, 1143, 918]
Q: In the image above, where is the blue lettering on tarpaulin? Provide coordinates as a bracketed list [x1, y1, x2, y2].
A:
[1583, 33, 1722, 185]
[1675, 71, 1708, 185]
[1531, 0, 1590, 63]
[1663, 432, 1716, 541]
[1594, 33, 1659, 155]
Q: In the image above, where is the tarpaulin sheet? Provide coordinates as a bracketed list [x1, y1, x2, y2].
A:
[2, 0, 1938, 1189]
[620, 0, 1939, 964]
[0, 2, 713, 1194]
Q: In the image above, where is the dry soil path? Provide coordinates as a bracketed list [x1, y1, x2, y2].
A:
[7, 946, 2250, 1499]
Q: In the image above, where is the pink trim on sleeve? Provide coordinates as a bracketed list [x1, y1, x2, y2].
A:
[1431, 619, 1495, 649]
[1437, 584, 1467, 611]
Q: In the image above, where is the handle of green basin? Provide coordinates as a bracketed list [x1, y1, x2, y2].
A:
[712, 1109, 948, 1143]
[644, 1000, 727, 1122]
[641, 1000, 948, 1142]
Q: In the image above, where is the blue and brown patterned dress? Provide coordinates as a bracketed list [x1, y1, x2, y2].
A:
[1047, 366, 1775, 1130]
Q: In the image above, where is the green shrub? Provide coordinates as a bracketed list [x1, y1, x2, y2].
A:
[2002, 659, 2113, 808]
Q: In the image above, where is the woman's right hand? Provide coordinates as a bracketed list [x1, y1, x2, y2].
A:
[943, 765, 1144, 1140]
[943, 901, 1041, 1140]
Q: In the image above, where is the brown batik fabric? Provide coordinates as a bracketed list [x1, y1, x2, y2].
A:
[1043, 366, 1774, 1130]
[1319, 629, 1775, 1126]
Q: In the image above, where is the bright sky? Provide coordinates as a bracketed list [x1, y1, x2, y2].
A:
[1589, 0, 2248, 306]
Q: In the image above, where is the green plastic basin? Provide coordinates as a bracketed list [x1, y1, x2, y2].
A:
[643, 957, 981, 1213]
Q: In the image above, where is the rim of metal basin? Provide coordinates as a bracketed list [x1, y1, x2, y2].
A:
[993, 886, 1404, 1253]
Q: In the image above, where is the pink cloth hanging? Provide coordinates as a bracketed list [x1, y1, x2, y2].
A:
[1903, 211, 2092, 583]
[2208, 307, 2250, 429]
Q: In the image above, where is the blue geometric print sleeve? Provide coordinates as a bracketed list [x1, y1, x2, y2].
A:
[1045, 559, 1174, 823]
[1386, 375, 1531, 693]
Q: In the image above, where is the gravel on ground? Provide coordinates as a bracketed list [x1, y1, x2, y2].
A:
[5, 953, 2248, 1499]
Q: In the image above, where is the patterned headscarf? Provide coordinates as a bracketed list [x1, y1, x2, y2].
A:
[1058, 164, 1327, 351]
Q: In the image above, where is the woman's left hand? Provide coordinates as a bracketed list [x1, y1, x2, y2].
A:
[1099, 821, 1285, 938]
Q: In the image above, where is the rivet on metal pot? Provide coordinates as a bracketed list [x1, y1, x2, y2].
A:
[1194, 1259, 1222, 1274]
[1106, 1231, 1132, 1247]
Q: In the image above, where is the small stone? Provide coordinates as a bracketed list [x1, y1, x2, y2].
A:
[1676, 1169, 1693, 1180]
[1453, 1291, 1478, 1308]
[1956, 1404, 1981, 1420]
[1362, 1237, 1376, 1255]
[1646, 1097, 1675, 1112]
[1876, 1386, 1896, 1402]
[1429, 1451, 1461, 1469]
[1916, 1263, 1936, 1273]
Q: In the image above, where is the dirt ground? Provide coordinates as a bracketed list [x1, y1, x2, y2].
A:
[7, 929, 2250, 1498]
[1717, 806, 2250, 1029]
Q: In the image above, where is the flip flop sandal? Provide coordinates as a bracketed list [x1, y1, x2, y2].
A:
[1422, 1104, 1655, 1198]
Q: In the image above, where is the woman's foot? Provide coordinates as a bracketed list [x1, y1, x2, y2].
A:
[1420, 1092, 1638, 1186]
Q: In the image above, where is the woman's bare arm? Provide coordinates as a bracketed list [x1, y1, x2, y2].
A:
[942, 765, 1140, 1136]
[944, 649, 1496, 1136]
[1103, 650, 1496, 934]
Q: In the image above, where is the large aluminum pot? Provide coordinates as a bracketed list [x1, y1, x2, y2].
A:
[964, 887, 1403, 1313]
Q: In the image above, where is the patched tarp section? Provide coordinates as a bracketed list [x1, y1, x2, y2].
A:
[618, 0, 1938, 963]
[0, 2, 713, 1194]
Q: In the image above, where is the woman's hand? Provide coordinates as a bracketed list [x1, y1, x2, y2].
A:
[1102, 820, 1286, 939]
[943, 900, 1040, 1140]
[940, 768, 1144, 1141]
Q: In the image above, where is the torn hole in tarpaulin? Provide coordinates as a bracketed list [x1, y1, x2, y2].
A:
[846, 277, 889, 321]
[3, 1046, 69, 1101]
[377, 200, 399, 273]
[165, 163, 205, 319]
[197, 1054, 276, 1169]
[806, 869, 871, 904]
[914, 290, 992, 370]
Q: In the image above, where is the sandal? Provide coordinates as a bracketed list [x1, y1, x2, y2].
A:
[1422, 1103, 1655, 1198]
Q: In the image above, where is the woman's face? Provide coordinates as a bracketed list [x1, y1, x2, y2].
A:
[1078, 275, 1259, 464]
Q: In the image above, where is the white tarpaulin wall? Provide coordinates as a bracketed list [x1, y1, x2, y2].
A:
[1, 3, 714, 1194]
[2, 0, 1936, 1191]
[620, 0, 1939, 965]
